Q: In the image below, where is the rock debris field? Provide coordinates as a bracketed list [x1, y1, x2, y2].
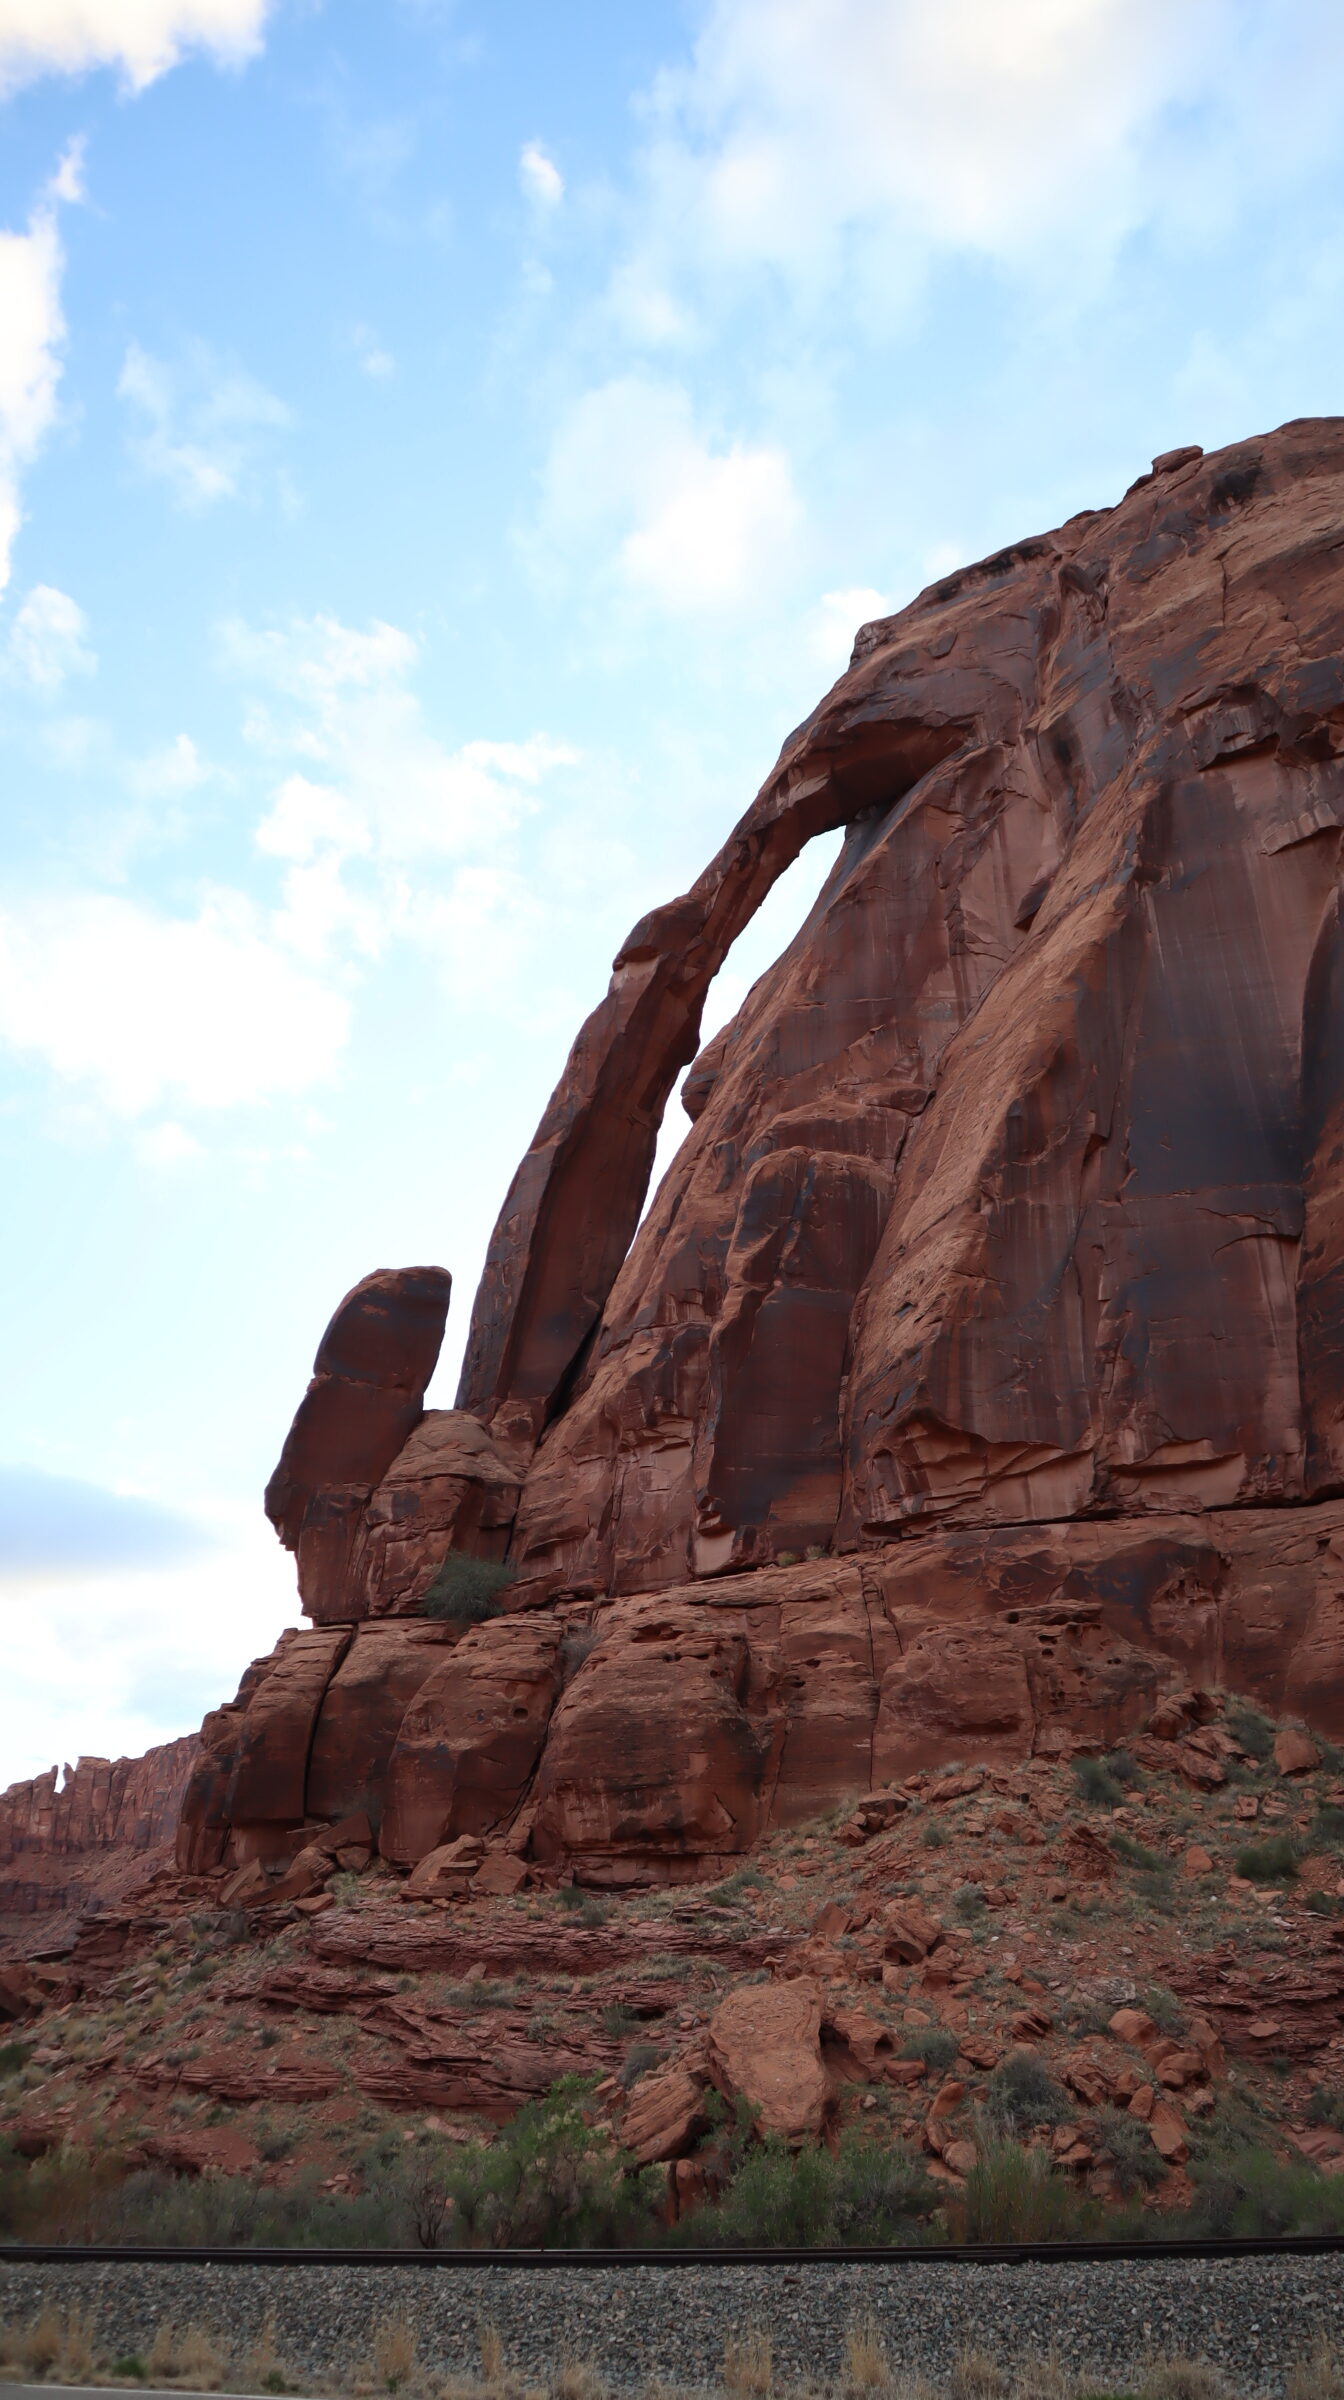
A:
[2, 2254, 1344, 2397]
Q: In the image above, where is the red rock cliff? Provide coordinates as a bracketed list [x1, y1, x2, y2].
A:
[181, 420, 1344, 1885]
[0, 1738, 199, 1949]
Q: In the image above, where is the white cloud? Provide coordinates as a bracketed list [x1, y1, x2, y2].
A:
[135, 1120, 205, 1167]
[350, 323, 395, 378]
[226, 615, 581, 987]
[809, 584, 889, 671]
[519, 140, 564, 209]
[254, 772, 370, 864]
[0, 153, 82, 593]
[119, 338, 291, 510]
[125, 732, 209, 799]
[0, 889, 350, 1113]
[0, 0, 270, 96]
[231, 614, 577, 868]
[542, 376, 801, 611]
[619, 0, 1228, 327]
[4, 583, 95, 689]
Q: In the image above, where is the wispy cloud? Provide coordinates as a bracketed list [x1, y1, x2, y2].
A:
[540, 375, 801, 613]
[608, 0, 1324, 340]
[0, 888, 351, 1114]
[519, 140, 564, 209]
[349, 323, 395, 379]
[3, 583, 95, 690]
[0, 148, 83, 593]
[0, 0, 271, 97]
[118, 339, 291, 511]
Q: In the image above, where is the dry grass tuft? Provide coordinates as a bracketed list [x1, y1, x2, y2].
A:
[242, 2307, 290, 2395]
[948, 2350, 1009, 2400]
[0, 2302, 103, 2384]
[843, 2316, 891, 2393]
[479, 2320, 507, 2389]
[1285, 2339, 1344, 2400]
[1138, 2363, 1228, 2400]
[553, 2363, 607, 2400]
[373, 2315, 421, 2393]
[1005, 2356, 1072, 2400]
[723, 2327, 773, 2397]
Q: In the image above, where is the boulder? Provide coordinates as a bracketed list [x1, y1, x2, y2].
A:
[349, 1411, 523, 1615]
[707, 1976, 829, 2141]
[622, 2064, 711, 2164]
[1274, 1726, 1321, 1776]
[405, 1836, 484, 1898]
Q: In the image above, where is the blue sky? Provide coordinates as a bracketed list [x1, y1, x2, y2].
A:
[3, 0, 1344, 1788]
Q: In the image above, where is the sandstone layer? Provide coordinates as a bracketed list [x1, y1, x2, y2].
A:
[0, 1738, 198, 1956]
[173, 420, 1344, 1889]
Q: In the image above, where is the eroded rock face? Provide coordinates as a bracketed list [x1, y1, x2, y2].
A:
[264, 1266, 452, 1623]
[473, 422, 1344, 1596]
[177, 1497, 1344, 1882]
[194, 422, 1344, 1888]
[0, 1740, 198, 1951]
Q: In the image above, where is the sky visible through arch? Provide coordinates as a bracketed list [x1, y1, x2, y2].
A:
[2, 0, 1344, 1784]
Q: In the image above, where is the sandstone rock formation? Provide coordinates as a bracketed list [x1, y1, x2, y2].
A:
[184, 419, 1344, 1887]
[0, 1739, 198, 1955]
[264, 1266, 454, 1623]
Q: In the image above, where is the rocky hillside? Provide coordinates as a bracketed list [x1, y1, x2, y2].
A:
[4, 1689, 1344, 2240]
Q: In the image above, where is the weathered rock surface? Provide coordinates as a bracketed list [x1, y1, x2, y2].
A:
[707, 1975, 829, 2140]
[264, 1266, 452, 1623]
[180, 1494, 1344, 1882]
[186, 422, 1344, 1878]
[476, 422, 1344, 1596]
[0, 1740, 198, 1954]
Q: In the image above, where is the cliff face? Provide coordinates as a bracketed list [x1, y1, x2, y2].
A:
[0, 1739, 199, 1949]
[485, 424, 1344, 1593]
[179, 419, 1344, 1888]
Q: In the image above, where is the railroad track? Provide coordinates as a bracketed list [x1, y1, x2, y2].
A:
[4, 2235, 1344, 2266]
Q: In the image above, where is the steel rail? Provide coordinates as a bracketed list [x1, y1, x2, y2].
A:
[3, 2236, 1344, 2267]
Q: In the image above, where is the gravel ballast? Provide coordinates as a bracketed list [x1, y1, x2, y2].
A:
[3, 2255, 1344, 2397]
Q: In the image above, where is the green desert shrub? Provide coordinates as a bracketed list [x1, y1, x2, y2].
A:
[1096, 2107, 1168, 2195]
[706, 1865, 765, 1903]
[442, 2076, 659, 2248]
[1184, 2141, 1344, 2238]
[985, 2049, 1072, 2135]
[420, 1550, 514, 1625]
[1235, 1834, 1300, 1882]
[555, 1886, 610, 1927]
[677, 2127, 934, 2247]
[1140, 1985, 1188, 2037]
[900, 2026, 961, 2071]
[1226, 1701, 1276, 1762]
[948, 2135, 1093, 2244]
[1111, 1829, 1164, 1871]
[1073, 1756, 1126, 1807]
[0, 2140, 417, 2247]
